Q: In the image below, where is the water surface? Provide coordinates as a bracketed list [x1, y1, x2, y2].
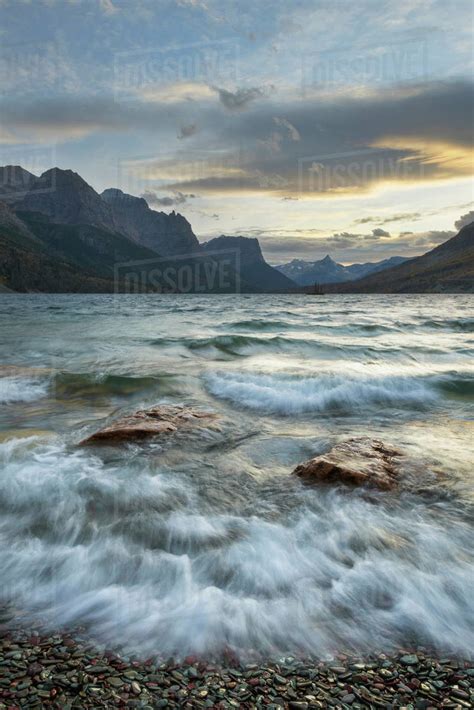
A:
[0, 294, 473, 658]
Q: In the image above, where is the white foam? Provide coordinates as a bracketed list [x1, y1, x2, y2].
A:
[0, 436, 472, 659]
[0, 376, 49, 404]
[205, 371, 436, 415]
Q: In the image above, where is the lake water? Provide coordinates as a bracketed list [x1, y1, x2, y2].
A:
[0, 294, 473, 660]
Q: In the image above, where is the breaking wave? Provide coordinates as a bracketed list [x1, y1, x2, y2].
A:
[0, 376, 49, 404]
[205, 371, 440, 415]
[0, 435, 472, 659]
[1, 293, 473, 661]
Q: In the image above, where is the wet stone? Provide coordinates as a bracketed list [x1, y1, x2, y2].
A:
[107, 676, 124, 687]
[1, 627, 473, 709]
[401, 655, 419, 666]
[341, 693, 356, 703]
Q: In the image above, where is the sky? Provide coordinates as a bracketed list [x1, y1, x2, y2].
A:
[0, 0, 473, 264]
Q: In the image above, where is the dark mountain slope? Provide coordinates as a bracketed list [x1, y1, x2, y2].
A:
[18, 168, 118, 232]
[0, 204, 245, 294]
[0, 217, 113, 293]
[326, 224, 474, 293]
[0, 165, 36, 202]
[203, 235, 296, 292]
[101, 188, 200, 257]
[18, 210, 164, 280]
[0, 166, 246, 293]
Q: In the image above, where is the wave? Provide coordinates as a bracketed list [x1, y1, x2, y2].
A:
[149, 334, 291, 357]
[434, 373, 474, 400]
[225, 319, 292, 331]
[0, 376, 49, 404]
[53, 372, 168, 397]
[205, 371, 441, 415]
[0, 436, 472, 658]
[187, 334, 269, 355]
[148, 334, 413, 360]
[420, 317, 474, 332]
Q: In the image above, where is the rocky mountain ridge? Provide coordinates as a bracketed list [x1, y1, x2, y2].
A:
[277, 254, 409, 286]
[101, 188, 200, 257]
[0, 165, 295, 293]
[203, 235, 296, 292]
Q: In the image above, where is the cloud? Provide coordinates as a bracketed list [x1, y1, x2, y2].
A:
[372, 228, 390, 237]
[259, 229, 455, 265]
[213, 86, 270, 111]
[141, 190, 196, 207]
[139, 83, 215, 104]
[176, 0, 208, 8]
[1, 80, 472, 199]
[155, 79, 474, 196]
[455, 210, 474, 230]
[273, 117, 300, 141]
[354, 212, 422, 225]
[177, 123, 198, 139]
[99, 0, 119, 15]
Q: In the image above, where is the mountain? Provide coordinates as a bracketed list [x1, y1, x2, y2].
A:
[344, 256, 410, 280]
[276, 254, 409, 286]
[0, 165, 36, 201]
[101, 188, 200, 257]
[16, 210, 165, 280]
[0, 199, 38, 242]
[0, 200, 114, 292]
[0, 206, 243, 294]
[326, 224, 474, 293]
[0, 166, 243, 293]
[5, 166, 200, 258]
[18, 168, 118, 232]
[203, 235, 296, 292]
[4, 163, 469, 294]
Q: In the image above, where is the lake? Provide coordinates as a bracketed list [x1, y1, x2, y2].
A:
[0, 293, 472, 659]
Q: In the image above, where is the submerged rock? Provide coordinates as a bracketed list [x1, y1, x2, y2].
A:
[80, 404, 219, 445]
[292, 437, 403, 490]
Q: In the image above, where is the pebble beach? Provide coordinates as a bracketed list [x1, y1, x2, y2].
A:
[1, 620, 472, 709]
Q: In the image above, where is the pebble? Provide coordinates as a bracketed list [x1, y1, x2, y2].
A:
[131, 680, 141, 695]
[401, 654, 419, 666]
[0, 624, 472, 709]
[107, 676, 124, 686]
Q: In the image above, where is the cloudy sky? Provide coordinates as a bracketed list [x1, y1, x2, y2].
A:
[0, 0, 473, 264]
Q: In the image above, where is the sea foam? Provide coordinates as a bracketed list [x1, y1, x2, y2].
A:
[0, 435, 472, 659]
[0, 376, 49, 404]
[205, 371, 437, 415]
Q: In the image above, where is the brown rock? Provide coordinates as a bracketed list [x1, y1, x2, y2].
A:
[80, 404, 219, 445]
[292, 438, 402, 491]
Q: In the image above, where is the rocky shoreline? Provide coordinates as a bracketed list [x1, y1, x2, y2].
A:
[0, 623, 472, 709]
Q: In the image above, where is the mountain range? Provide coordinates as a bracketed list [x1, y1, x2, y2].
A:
[276, 254, 409, 286]
[324, 222, 474, 294]
[0, 166, 292, 293]
[0, 164, 472, 293]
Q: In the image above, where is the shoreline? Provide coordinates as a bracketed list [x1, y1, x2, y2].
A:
[1, 623, 472, 709]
